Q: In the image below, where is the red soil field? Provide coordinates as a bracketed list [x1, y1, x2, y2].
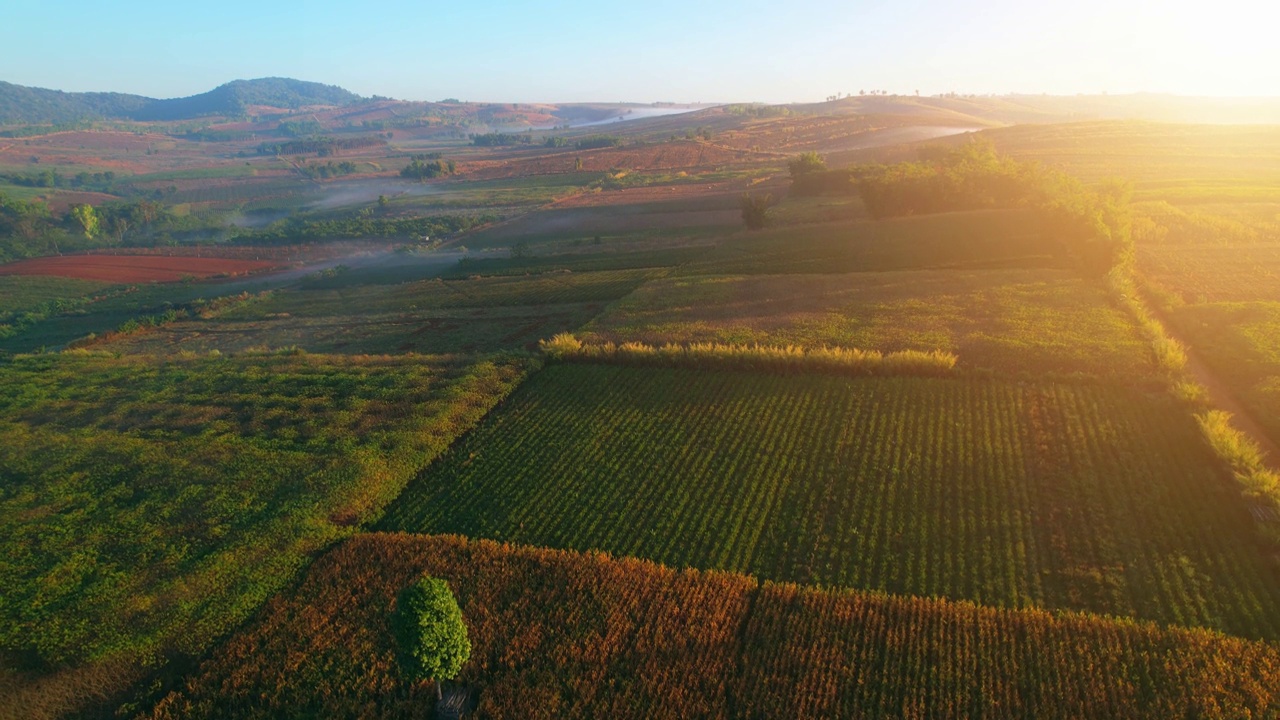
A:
[0, 254, 279, 282]
[40, 191, 121, 214]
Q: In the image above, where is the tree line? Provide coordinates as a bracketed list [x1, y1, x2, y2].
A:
[257, 136, 388, 157]
[786, 142, 1133, 275]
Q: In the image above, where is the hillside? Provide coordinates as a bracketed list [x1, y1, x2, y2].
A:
[0, 81, 152, 125]
[0, 77, 364, 124]
[792, 93, 1280, 125]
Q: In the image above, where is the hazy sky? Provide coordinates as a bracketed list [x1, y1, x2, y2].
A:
[4, 0, 1278, 102]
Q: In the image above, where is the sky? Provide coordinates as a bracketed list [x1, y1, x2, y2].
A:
[3, 0, 1278, 102]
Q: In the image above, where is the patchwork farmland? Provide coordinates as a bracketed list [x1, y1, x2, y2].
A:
[3, 81, 1280, 720]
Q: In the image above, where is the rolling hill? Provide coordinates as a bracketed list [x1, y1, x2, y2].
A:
[0, 77, 364, 124]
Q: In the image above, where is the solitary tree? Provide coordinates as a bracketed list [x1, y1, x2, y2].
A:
[394, 577, 471, 700]
[788, 152, 827, 180]
[740, 193, 772, 230]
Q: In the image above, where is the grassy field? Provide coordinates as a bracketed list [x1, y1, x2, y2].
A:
[102, 269, 660, 355]
[0, 352, 532, 718]
[1138, 243, 1280, 304]
[141, 534, 1280, 720]
[0, 275, 112, 318]
[681, 210, 1065, 276]
[382, 364, 1280, 639]
[0, 277, 290, 354]
[440, 244, 712, 278]
[462, 194, 742, 250]
[103, 302, 605, 355]
[581, 268, 1151, 379]
[978, 121, 1280, 190]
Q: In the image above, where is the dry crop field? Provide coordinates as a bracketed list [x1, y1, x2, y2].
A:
[142, 534, 1280, 720]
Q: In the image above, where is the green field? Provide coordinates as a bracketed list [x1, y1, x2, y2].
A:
[681, 210, 1065, 276]
[102, 269, 660, 355]
[1167, 302, 1280, 442]
[0, 351, 530, 677]
[0, 278, 290, 354]
[1139, 243, 1280, 304]
[104, 302, 603, 355]
[0, 275, 112, 319]
[981, 121, 1280, 189]
[382, 363, 1280, 639]
[581, 268, 1150, 379]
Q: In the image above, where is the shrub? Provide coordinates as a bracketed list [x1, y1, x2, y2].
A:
[741, 193, 772, 230]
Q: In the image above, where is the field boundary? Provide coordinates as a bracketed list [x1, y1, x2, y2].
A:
[539, 333, 957, 377]
[1112, 268, 1280, 548]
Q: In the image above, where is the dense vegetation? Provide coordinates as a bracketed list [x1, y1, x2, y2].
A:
[255, 135, 387, 156]
[399, 155, 456, 181]
[469, 132, 534, 147]
[382, 364, 1280, 639]
[0, 193, 220, 262]
[0, 353, 531, 693]
[230, 212, 492, 243]
[145, 534, 1280, 720]
[787, 141, 1136, 276]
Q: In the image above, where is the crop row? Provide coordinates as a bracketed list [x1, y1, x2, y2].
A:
[146, 533, 1280, 720]
[382, 364, 1280, 640]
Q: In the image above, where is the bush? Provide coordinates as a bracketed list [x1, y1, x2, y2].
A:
[788, 152, 827, 179]
[741, 193, 772, 230]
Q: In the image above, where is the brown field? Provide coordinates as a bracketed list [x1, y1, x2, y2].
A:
[143, 534, 1280, 720]
[37, 190, 121, 214]
[0, 254, 280, 282]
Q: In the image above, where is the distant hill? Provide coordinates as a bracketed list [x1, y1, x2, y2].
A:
[791, 94, 1280, 126]
[0, 77, 365, 124]
[0, 82, 152, 125]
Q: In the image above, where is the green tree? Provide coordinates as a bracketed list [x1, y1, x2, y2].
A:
[69, 203, 99, 238]
[788, 152, 827, 180]
[394, 577, 471, 700]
